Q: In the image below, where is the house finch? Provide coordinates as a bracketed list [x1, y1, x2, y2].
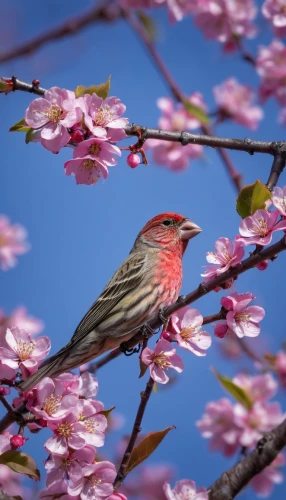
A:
[19, 212, 201, 392]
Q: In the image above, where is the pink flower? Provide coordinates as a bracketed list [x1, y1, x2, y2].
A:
[216, 291, 265, 339]
[164, 479, 208, 500]
[64, 137, 121, 186]
[78, 371, 99, 398]
[78, 94, 128, 141]
[262, 0, 286, 38]
[276, 351, 286, 388]
[202, 237, 244, 281]
[250, 453, 285, 497]
[233, 373, 278, 403]
[256, 40, 286, 105]
[0, 434, 11, 453]
[196, 398, 241, 456]
[0, 327, 50, 376]
[124, 464, 173, 500]
[25, 87, 82, 153]
[193, 0, 257, 45]
[45, 446, 95, 496]
[237, 209, 286, 246]
[108, 494, 128, 500]
[157, 93, 207, 131]
[30, 377, 79, 421]
[233, 401, 284, 448]
[149, 140, 203, 172]
[79, 461, 116, 499]
[213, 78, 263, 130]
[168, 307, 212, 356]
[141, 339, 184, 384]
[272, 186, 286, 217]
[0, 215, 29, 271]
[45, 399, 107, 455]
[0, 306, 44, 339]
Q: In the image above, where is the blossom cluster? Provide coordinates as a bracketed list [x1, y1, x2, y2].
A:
[24, 87, 128, 186]
[197, 372, 285, 497]
[0, 326, 119, 499]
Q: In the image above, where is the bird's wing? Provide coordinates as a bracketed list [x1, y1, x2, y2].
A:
[69, 250, 149, 345]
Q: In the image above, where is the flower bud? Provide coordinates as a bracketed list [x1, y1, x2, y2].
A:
[160, 330, 172, 342]
[70, 129, 85, 143]
[127, 153, 140, 168]
[256, 260, 268, 271]
[10, 435, 26, 449]
[0, 386, 10, 396]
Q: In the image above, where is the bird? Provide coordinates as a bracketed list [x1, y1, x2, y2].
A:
[19, 212, 201, 392]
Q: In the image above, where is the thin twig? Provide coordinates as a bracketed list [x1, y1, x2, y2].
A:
[209, 417, 286, 499]
[0, 395, 14, 414]
[0, 2, 119, 64]
[266, 152, 286, 190]
[113, 376, 154, 490]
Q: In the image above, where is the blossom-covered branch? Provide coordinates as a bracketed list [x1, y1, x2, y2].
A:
[208, 416, 286, 499]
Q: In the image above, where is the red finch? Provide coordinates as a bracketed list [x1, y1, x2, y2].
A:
[20, 212, 201, 392]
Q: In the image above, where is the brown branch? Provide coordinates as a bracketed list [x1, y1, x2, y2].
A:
[266, 152, 286, 191]
[113, 376, 154, 491]
[209, 417, 286, 499]
[2, 77, 286, 159]
[123, 9, 243, 192]
[0, 2, 119, 64]
[0, 400, 28, 433]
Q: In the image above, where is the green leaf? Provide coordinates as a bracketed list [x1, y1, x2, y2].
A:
[182, 99, 209, 125]
[98, 406, 115, 418]
[137, 11, 157, 42]
[75, 76, 111, 99]
[0, 450, 40, 480]
[153, 381, 158, 393]
[126, 426, 175, 475]
[0, 81, 8, 92]
[236, 179, 271, 219]
[9, 118, 30, 133]
[139, 358, 149, 378]
[25, 128, 35, 144]
[212, 368, 253, 410]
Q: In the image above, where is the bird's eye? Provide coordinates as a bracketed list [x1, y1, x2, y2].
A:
[162, 219, 172, 226]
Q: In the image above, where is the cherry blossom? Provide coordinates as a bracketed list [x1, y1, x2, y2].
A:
[201, 236, 244, 281]
[262, 0, 286, 38]
[233, 373, 278, 403]
[0, 215, 29, 271]
[0, 306, 43, 338]
[256, 40, 286, 105]
[64, 137, 121, 185]
[77, 94, 128, 141]
[214, 291, 265, 339]
[0, 327, 50, 376]
[271, 185, 286, 217]
[250, 453, 285, 497]
[196, 398, 241, 456]
[237, 209, 286, 246]
[141, 339, 184, 384]
[167, 307, 212, 356]
[164, 479, 208, 499]
[213, 78, 263, 129]
[79, 461, 117, 499]
[157, 93, 207, 131]
[30, 377, 79, 420]
[275, 351, 286, 388]
[193, 0, 257, 45]
[25, 87, 82, 153]
[124, 464, 173, 500]
[149, 140, 203, 171]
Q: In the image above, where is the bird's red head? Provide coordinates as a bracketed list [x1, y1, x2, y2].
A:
[135, 212, 201, 256]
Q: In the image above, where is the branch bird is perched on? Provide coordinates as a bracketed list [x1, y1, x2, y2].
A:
[19, 213, 201, 392]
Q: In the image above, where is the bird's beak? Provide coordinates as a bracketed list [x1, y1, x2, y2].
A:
[179, 219, 202, 240]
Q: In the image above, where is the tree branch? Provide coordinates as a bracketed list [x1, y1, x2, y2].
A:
[209, 417, 286, 500]
[266, 152, 286, 191]
[0, 2, 119, 64]
[113, 375, 154, 491]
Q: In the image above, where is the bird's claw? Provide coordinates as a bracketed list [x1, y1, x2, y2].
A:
[120, 342, 140, 356]
[158, 307, 168, 325]
[140, 324, 154, 339]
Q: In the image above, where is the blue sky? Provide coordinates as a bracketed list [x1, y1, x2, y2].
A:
[0, 1, 286, 498]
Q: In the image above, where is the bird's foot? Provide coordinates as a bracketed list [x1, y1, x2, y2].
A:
[158, 307, 169, 327]
[120, 342, 140, 356]
[140, 324, 155, 339]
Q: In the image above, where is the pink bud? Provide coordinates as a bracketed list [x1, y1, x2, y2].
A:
[256, 260, 268, 271]
[38, 418, 48, 428]
[10, 435, 26, 449]
[127, 153, 140, 168]
[0, 386, 10, 396]
[70, 129, 85, 143]
[214, 323, 228, 338]
[160, 330, 172, 342]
